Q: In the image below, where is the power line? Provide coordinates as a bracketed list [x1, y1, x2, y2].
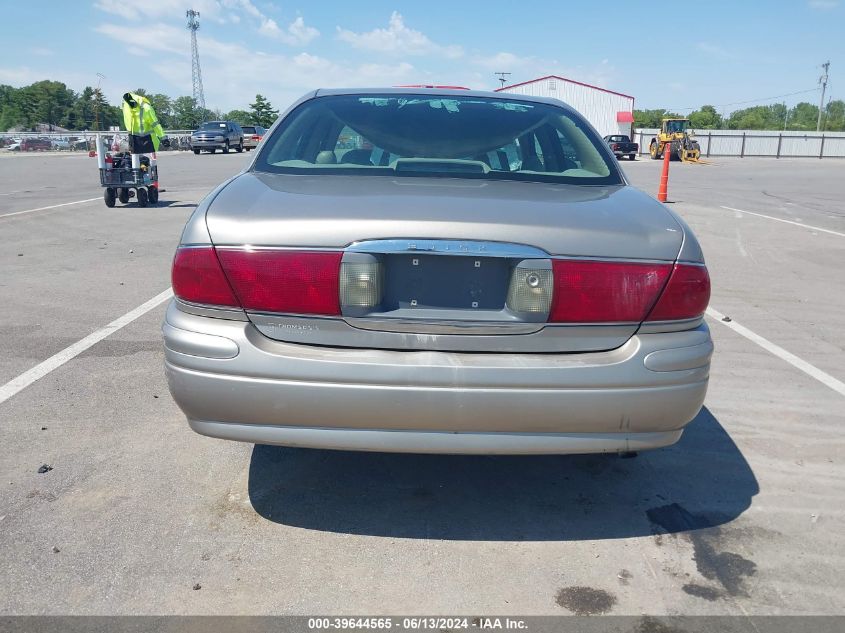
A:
[667, 87, 820, 112]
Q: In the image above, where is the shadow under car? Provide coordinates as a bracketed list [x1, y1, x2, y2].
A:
[247, 407, 757, 541]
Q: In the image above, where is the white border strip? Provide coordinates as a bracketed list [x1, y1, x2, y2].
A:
[0, 289, 173, 405]
[720, 205, 845, 238]
[0, 197, 101, 219]
[706, 307, 845, 397]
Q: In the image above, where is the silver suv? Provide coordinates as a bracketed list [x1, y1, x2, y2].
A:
[191, 121, 244, 154]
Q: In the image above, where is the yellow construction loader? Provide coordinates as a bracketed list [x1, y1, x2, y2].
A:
[648, 118, 702, 162]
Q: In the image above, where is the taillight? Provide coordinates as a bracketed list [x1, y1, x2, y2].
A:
[549, 260, 671, 323]
[216, 249, 342, 315]
[252, 135, 260, 141]
[172, 246, 240, 307]
[646, 264, 710, 321]
[612, 143, 619, 150]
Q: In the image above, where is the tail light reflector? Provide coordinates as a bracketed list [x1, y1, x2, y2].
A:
[252, 135, 260, 140]
[550, 260, 671, 323]
[507, 262, 553, 314]
[340, 260, 383, 308]
[172, 247, 240, 307]
[646, 264, 710, 321]
[216, 249, 342, 315]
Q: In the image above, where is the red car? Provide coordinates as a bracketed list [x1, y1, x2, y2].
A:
[20, 138, 52, 151]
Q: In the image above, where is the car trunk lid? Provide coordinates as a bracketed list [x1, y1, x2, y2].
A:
[204, 173, 684, 352]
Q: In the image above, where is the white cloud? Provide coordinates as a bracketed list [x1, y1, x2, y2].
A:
[696, 41, 732, 59]
[93, 0, 316, 40]
[258, 16, 318, 44]
[96, 20, 418, 111]
[94, 0, 224, 22]
[808, 0, 839, 8]
[470, 52, 618, 92]
[337, 12, 463, 58]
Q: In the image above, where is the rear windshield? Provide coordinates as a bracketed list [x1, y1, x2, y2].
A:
[254, 94, 621, 185]
[242, 126, 256, 134]
[200, 122, 227, 130]
[608, 135, 630, 142]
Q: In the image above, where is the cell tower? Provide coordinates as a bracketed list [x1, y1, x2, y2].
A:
[186, 9, 206, 111]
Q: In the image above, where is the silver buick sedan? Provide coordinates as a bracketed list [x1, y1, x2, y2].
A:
[164, 88, 712, 455]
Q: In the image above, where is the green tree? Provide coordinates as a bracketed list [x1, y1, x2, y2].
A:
[688, 105, 722, 129]
[249, 94, 278, 128]
[225, 109, 253, 126]
[172, 96, 202, 129]
[633, 108, 682, 128]
[788, 102, 820, 130]
[824, 99, 845, 131]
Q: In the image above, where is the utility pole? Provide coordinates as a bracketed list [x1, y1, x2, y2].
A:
[187, 9, 206, 112]
[93, 72, 105, 131]
[494, 72, 511, 88]
[816, 60, 829, 132]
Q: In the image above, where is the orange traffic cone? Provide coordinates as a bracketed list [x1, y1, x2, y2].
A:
[657, 143, 671, 202]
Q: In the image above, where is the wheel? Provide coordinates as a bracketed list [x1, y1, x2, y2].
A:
[628, 154, 636, 161]
[649, 143, 659, 160]
[137, 187, 148, 207]
[209, 148, 216, 154]
[118, 188, 129, 204]
[104, 187, 116, 208]
[193, 148, 200, 155]
[223, 141, 230, 154]
[236, 139, 244, 153]
[148, 185, 159, 205]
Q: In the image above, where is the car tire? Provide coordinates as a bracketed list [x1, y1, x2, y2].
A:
[137, 187, 149, 207]
[148, 186, 159, 205]
[118, 188, 129, 204]
[193, 148, 200, 155]
[209, 148, 216, 154]
[236, 139, 244, 153]
[628, 154, 636, 161]
[223, 141, 230, 154]
[104, 187, 116, 208]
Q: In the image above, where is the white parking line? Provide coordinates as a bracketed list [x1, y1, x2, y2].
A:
[0, 289, 173, 406]
[720, 205, 845, 238]
[0, 197, 101, 219]
[706, 307, 845, 397]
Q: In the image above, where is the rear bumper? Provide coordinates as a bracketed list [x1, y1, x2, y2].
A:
[163, 301, 712, 454]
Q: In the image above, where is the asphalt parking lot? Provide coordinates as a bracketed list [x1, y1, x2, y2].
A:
[0, 150, 843, 616]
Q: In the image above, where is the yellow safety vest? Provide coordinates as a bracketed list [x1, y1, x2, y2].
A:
[122, 92, 165, 152]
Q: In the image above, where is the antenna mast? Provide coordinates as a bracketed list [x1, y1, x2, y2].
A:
[187, 9, 206, 111]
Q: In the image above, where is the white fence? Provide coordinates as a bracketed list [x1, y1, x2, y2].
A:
[1, 130, 197, 152]
[635, 128, 845, 158]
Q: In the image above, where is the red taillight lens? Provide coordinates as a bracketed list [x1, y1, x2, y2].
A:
[252, 135, 260, 140]
[549, 260, 672, 323]
[612, 143, 619, 150]
[646, 264, 710, 321]
[216, 249, 342, 315]
[172, 247, 240, 307]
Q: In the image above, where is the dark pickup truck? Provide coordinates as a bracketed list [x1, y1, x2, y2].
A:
[603, 135, 638, 160]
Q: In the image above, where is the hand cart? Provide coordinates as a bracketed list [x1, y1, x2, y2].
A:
[95, 134, 159, 208]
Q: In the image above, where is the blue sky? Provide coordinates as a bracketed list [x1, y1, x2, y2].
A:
[1, 0, 842, 115]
